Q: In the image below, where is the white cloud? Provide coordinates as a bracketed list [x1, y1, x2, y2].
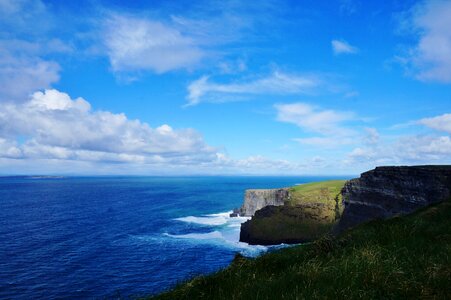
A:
[103, 14, 204, 73]
[0, 53, 60, 102]
[0, 138, 22, 158]
[275, 102, 353, 135]
[346, 135, 451, 167]
[293, 136, 354, 147]
[419, 113, 451, 134]
[0, 91, 337, 174]
[331, 39, 358, 55]
[212, 154, 329, 175]
[345, 113, 451, 167]
[276, 103, 357, 149]
[0, 1, 71, 102]
[0, 89, 219, 165]
[363, 127, 380, 145]
[0, 0, 48, 34]
[186, 72, 319, 106]
[401, 0, 451, 82]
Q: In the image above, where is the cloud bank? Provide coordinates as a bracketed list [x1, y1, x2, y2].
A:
[0, 89, 218, 165]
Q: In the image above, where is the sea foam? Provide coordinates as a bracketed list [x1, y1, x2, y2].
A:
[168, 211, 268, 256]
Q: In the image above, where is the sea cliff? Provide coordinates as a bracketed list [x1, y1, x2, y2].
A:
[337, 165, 451, 232]
[236, 188, 290, 217]
[238, 166, 451, 246]
[239, 180, 345, 245]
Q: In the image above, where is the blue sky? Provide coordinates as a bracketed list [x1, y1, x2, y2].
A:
[0, 0, 450, 175]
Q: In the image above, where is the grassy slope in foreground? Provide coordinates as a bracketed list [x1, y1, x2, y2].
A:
[151, 200, 451, 299]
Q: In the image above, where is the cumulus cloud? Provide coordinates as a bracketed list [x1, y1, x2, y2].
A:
[331, 39, 358, 55]
[346, 135, 451, 166]
[345, 114, 451, 168]
[0, 89, 219, 165]
[419, 113, 451, 134]
[401, 0, 451, 82]
[0, 1, 70, 102]
[186, 72, 319, 106]
[0, 91, 334, 174]
[275, 103, 357, 149]
[275, 103, 353, 135]
[0, 54, 60, 102]
[103, 14, 204, 74]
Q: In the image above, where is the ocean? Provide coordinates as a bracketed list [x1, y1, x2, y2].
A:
[0, 176, 345, 298]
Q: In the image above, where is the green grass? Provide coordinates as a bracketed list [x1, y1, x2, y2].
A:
[289, 180, 346, 221]
[150, 200, 451, 300]
[289, 180, 346, 206]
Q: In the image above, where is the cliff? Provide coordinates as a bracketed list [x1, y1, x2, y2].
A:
[237, 188, 290, 216]
[337, 165, 451, 232]
[239, 180, 346, 245]
[239, 203, 334, 245]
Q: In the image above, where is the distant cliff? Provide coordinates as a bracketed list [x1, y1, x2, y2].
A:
[337, 165, 451, 232]
[239, 181, 346, 245]
[237, 188, 290, 216]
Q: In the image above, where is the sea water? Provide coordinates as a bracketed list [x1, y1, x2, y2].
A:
[0, 176, 344, 298]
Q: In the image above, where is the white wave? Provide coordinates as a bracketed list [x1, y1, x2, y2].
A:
[168, 210, 272, 256]
[164, 231, 223, 240]
[174, 211, 250, 227]
[175, 215, 228, 226]
[164, 229, 267, 257]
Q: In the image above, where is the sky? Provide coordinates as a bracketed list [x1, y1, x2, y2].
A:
[0, 0, 450, 175]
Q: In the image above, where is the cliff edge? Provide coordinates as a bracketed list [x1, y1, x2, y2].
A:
[239, 180, 346, 245]
[237, 188, 290, 217]
[337, 165, 451, 232]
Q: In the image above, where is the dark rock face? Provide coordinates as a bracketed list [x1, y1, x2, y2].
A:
[337, 166, 451, 232]
[239, 203, 334, 245]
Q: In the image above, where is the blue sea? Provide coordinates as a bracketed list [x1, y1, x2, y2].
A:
[0, 176, 345, 298]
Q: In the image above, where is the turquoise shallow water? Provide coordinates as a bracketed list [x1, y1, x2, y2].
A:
[0, 176, 347, 298]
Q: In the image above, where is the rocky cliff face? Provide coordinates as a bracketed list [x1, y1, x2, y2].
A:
[337, 166, 451, 232]
[240, 203, 334, 245]
[238, 188, 290, 217]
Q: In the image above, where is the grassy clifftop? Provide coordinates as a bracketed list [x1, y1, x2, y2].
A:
[288, 180, 346, 221]
[239, 180, 346, 245]
[288, 180, 346, 206]
[152, 200, 451, 299]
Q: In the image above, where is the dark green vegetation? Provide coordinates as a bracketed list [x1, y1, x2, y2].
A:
[152, 200, 451, 299]
[240, 180, 346, 245]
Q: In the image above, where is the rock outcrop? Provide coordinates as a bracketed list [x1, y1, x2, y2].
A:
[237, 188, 290, 217]
[337, 165, 451, 232]
[240, 203, 334, 245]
[239, 181, 346, 245]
